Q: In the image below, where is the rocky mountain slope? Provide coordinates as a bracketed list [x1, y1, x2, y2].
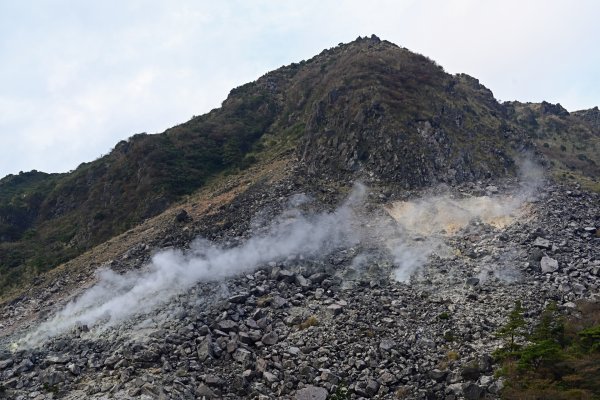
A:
[506, 101, 600, 190]
[0, 35, 536, 295]
[1, 171, 599, 399]
[1, 36, 599, 399]
[2, 35, 599, 296]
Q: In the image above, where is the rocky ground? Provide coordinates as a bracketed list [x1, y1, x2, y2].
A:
[1, 177, 599, 400]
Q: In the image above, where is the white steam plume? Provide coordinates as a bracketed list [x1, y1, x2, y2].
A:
[386, 158, 545, 280]
[18, 184, 366, 348]
[17, 159, 545, 348]
[515, 156, 547, 205]
[386, 159, 545, 237]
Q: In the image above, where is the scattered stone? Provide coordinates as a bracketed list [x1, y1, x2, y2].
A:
[261, 332, 279, 346]
[197, 383, 217, 398]
[486, 185, 499, 194]
[541, 256, 559, 273]
[263, 371, 278, 383]
[277, 270, 295, 282]
[379, 339, 396, 352]
[271, 295, 289, 309]
[365, 379, 381, 397]
[462, 382, 483, 400]
[429, 369, 448, 382]
[46, 354, 70, 364]
[217, 319, 238, 332]
[295, 385, 328, 400]
[233, 348, 253, 366]
[67, 363, 81, 375]
[175, 209, 191, 223]
[295, 274, 310, 288]
[461, 365, 481, 381]
[533, 237, 551, 249]
[228, 293, 250, 304]
[103, 354, 119, 367]
[488, 378, 505, 394]
[326, 303, 343, 316]
[465, 277, 480, 286]
[1, 180, 599, 400]
[197, 336, 214, 362]
[16, 358, 33, 372]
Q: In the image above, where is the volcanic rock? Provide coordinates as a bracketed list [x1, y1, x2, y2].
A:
[533, 237, 551, 249]
[540, 256, 559, 273]
[295, 385, 328, 400]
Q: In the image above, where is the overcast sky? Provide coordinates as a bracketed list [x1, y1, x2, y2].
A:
[1, 0, 599, 178]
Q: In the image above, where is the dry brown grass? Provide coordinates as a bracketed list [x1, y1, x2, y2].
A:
[437, 350, 460, 370]
[297, 315, 319, 330]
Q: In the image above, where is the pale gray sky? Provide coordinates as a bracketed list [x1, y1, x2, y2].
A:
[1, 0, 599, 178]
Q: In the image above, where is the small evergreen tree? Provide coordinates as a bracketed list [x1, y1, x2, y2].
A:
[516, 301, 566, 370]
[578, 325, 600, 353]
[498, 300, 526, 352]
[530, 301, 564, 344]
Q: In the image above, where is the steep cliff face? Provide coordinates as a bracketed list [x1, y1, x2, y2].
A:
[573, 106, 600, 129]
[291, 38, 525, 187]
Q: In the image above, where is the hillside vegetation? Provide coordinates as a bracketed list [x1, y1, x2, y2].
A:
[0, 73, 281, 293]
[506, 102, 600, 191]
[497, 301, 600, 399]
[0, 35, 598, 295]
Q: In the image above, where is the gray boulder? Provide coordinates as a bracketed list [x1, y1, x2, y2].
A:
[533, 237, 551, 249]
[197, 336, 214, 362]
[541, 256, 559, 273]
[295, 385, 328, 400]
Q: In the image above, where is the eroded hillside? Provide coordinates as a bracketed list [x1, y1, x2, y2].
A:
[0, 35, 599, 399]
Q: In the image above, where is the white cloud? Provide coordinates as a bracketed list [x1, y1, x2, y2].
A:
[0, 0, 599, 178]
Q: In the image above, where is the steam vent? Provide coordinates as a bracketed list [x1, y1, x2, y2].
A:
[1, 36, 600, 399]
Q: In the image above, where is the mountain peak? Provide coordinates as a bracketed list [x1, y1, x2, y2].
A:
[1, 36, 600, 400]
[0, 36, 598, 298]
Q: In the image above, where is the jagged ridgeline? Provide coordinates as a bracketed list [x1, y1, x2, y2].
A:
[506, 101, 600, 187]
[0, 35, 598, 294]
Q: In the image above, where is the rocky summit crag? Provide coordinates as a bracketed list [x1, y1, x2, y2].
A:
[1, 36, 600, 399]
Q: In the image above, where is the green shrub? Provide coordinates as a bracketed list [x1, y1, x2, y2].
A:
[438, 312, 450, 320]
[496, 300, 526, 353]
[578, 325, 600, 352]
[329, 384, 350, 400]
